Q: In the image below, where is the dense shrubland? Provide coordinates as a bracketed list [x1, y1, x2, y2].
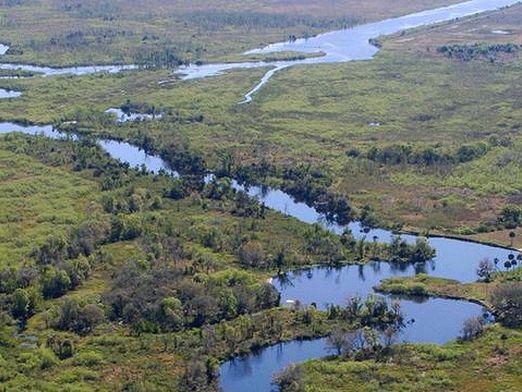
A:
[437, 42, 520, 62]
[0, 134, 431, 332]
[103, 263, 279, 333]
[351, 140, 496, 167]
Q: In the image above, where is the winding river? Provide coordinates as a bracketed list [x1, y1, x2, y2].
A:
[175, 0, 521, 102]
[0, 0, 521, 391]
[0, 120, 519, 392]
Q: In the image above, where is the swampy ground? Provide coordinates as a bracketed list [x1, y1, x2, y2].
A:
[0, 1, 521, 391]
[1, 1, 521, 247]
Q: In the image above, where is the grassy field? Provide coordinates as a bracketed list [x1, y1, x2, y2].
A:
[301, 268, 522, 392]
[0, 142, 95, 268]
[1, 5, 521, 246]
[301, 324, 522, 391]
[0, 0, 461, 67]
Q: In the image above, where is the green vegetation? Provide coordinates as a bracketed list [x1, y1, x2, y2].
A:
[299, 325, 522, 391]
[0, 145, 94, 268]
[0, 134, 427, 391]
[296, 264, 522, 392]
[0, 1, 521, 391]
[375, 274, 489, 302]
[0, 4, 521, 247]
[437, 43, 520, 62]
[0, 0, 461, 67]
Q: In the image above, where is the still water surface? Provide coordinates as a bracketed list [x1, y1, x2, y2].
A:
[1, 120, 518, 392]
[1, 2, 520, 389]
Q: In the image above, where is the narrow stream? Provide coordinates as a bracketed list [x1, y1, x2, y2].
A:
[0, 62, 136, 77]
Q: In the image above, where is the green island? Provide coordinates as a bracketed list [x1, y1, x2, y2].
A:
[298, 269, 522, 392]
[0, 0, 521, 391]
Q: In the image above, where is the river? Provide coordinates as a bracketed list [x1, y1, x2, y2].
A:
[0, 0, 520, 391]
[175, 0, 521, 102]
[0, 120, 518, 391]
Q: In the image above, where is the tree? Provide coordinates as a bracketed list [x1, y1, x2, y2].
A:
[76, 304, 105, 335]
[388, 236, 435, 263]
[238, 241, 266, 268]
[499, 205, 521, 229]
[460, 316, 485, 341]
[159, 297, 184, 331]
[217, 288, 238, 320]
[273, 364, 304, 392]
[476, 258, 495, 282]
[339, 329, 367, 359]
[411, 237, 436, 263]
[179, 357, 218, 391]
[491, 283, 522, 327]
[344, 296, 363, 321]
[41, 267, 71, 298]
[274, 248, 286, 272]
[59, 339, 74, 360]
[382, 325, 400, 347]
[51, 299, 104, 335]
[11, 288, 30, 320]
[31, 235, 67, 265]
[65, 256, 91, 289]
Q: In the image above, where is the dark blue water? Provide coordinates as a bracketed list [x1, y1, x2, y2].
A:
[219, 297, 484, 392]
[220, 338, 329, 392]
[98, 139, 177, 176]
[0, 123, 176, 176]
[0, 119, 519, 392]
[240, 185, 517, 283]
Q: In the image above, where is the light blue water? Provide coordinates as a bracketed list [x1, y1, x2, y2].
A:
[0, 112, 518, 392]
[0, 88, 21, 98]
[175, 0, 521, 102]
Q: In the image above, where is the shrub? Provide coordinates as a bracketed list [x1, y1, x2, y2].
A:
[73, 351, 104, 367]
[460, 316, 485, 341]
[51, 299, 105, 335]
[273, 364, 304, 392]
[491, 283, 522, 327]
